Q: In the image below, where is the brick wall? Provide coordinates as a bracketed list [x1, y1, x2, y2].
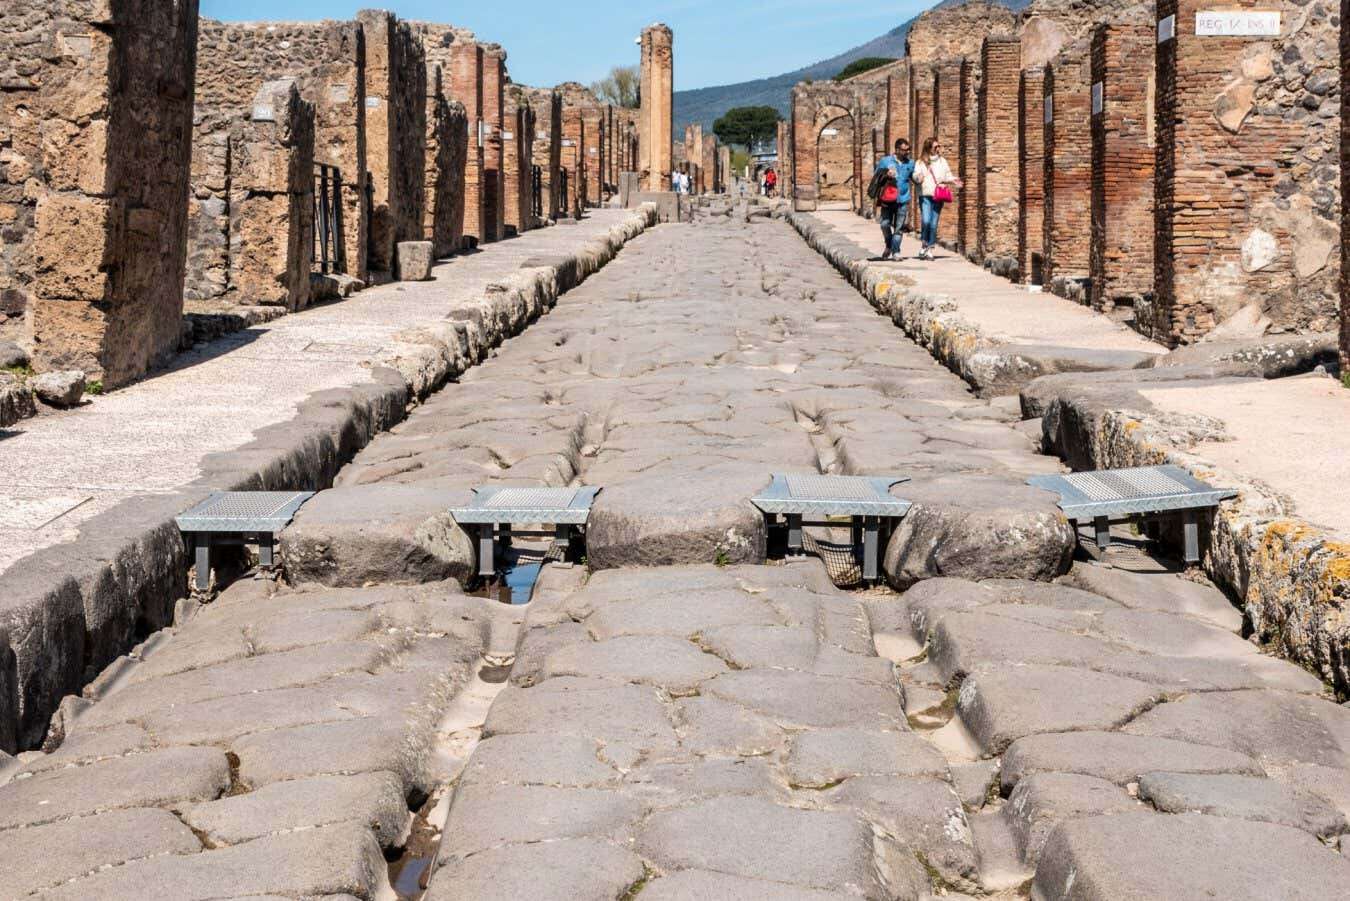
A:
[357, 11, 426, 275]
[426, 88, 467, 258]
[886, 65, 912, 155]
[1019, 67, 1046, 285]
[191, 19, 376, 308]
[1090, 23, 1155, 314]
[584, 106, 604, 205]
[1152, 0, 1340, 344]
[977, 37, 1021, 272]
[528, 89, 562, 219]
[934, 59, 963, 246]
[907, 1, 1017, 65]
[229, 84, 316, 312]
[1043, 47, 1092, 297]
[1343, 0, 1350, 374]
[481, 46, 506, 243]
[446, 39, 484, 247]
[1, 0, 199, 386]
[639, 25, 674, 193]
[959, 58, 979, 257]
[562, 103, 584, 217]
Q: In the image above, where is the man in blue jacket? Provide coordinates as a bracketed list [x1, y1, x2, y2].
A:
[874, 139, 915, 260]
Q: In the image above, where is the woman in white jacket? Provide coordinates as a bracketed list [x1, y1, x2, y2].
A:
[913, 138, 960, 261]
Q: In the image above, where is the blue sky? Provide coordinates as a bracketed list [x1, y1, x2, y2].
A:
[200, 1, 934, 90]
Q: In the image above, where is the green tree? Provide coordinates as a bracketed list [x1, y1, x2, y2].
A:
[590, 65, 640, 108]
[834, 57, 898, 82]
[712, 106, 783, 148]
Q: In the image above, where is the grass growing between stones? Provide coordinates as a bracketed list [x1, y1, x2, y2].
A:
[2, 364, 33, 380]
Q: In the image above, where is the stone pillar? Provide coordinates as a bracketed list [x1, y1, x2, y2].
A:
[1019, 67, 1046, 286]
[356, 11, 426, 276]
[1343, 0, 1350, 375]
[719, 144, 731, 193]
[1153, 0, 1339, 345]
[1090, 23, 1155, 315]
[229, 83, 316, 312]
[584, 107, 604, 206]
[911, 67, 935, 231]
[530, 90, 563, 220]
[639, 24, 674, 193]
[4, 0, 199, 386]
[1043, 48, 1092, 300]
[934, 59, 963, 247]
[481, 46, 506, 243]
[562, 104, 585, 217]
[448, 41, 484, 247]
[503, 91, 534, 235]
[958, 58, 979, 258]
[886, 64, 912, 153]
[977, 37, 1021, 274]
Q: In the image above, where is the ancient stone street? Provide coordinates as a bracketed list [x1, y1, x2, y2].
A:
[3, 0, 1350, 898]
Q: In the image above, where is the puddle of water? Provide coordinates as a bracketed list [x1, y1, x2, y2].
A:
[470, 545, 546, 605]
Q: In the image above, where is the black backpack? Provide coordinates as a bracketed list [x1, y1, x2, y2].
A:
[866, 167, 892, 201]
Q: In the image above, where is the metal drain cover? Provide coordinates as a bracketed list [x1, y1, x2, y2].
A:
[1028, 465, 1236, 519]
[451, 486, 601, 525]
[175, 491, 314, 533]
[752, 474, 911, 517]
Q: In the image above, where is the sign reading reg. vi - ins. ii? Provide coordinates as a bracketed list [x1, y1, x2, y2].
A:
[1195, 11, 1281, 37]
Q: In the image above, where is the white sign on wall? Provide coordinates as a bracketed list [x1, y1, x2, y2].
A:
[1092, 82, 1104, 116]
[1157, 14, 1176, 43]
[502, 131, 514, 140]
[1196, 11, 1281, 36]
[821, 128, 840, 137]
[561, 139, 575, 147]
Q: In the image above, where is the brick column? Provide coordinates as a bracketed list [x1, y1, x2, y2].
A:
[911, 67, 934, 231]
[1090, 23, 1155, 315]
[1153, 0, 1338, 345]
[934, 59, 963, 247]
[13, 0, 199, 386]
[886, 64, 912, 153]
[481, 47, 506, 243]
[562, 104, 584, 217]
[448, 41, 484, 247]
[639, 24, 674, 193]
[584, 107, 604, 205]
[1343, 0, 1350, 375]
[1019, 68, 1046, 286]
[1043, 48, 1092, 300]
[958, 58, 979, 258]
[977, 37, 1021, 273]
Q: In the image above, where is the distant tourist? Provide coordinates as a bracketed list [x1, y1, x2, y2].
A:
[870, 138, 914, 261]
[765, 168, 778, 198]
[913, 138, 960, 261]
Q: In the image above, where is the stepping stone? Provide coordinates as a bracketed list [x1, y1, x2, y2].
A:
[1003, 772, 1138, 865]
[1001, 731, 1264, 792]
[1138, 772, 1348, 839]
[425, 838, 645, 901]
[785, 728, 949, 788]
[1032, 811, 1350, 901]
[541, 634, 728, 694]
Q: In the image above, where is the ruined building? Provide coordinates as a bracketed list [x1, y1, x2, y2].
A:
[1, 0, 200, 387]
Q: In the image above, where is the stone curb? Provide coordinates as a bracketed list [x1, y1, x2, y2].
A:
[1025, 371, 1350, 697]
[784, 211, 1152, 396]
[0, 204, 660, 753]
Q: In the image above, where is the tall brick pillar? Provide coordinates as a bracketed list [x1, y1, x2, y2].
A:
[584, 107, 604, 206]
[1154, 0, 1339, 345]
[639, 24, 674, 193]
[562, 105, 585, 217]
[503, 91, 535, 235]
[977, 37, 1021, 274]
[886, 64, 912, 153]
[356, 11, 426, 276]
[934, 59, 963, 247]
[481, 47, 506, 243]
[1043, 48, 1092, 300]
[529, 90, 563, 220]
[448, 41, 484, 248]
[958, 58, 979, 258]
[1019, 68, 1046, 286]
[911, 67, 935, 231]
[4, 0, 200, 386]
[1090, 23, 1155, 315]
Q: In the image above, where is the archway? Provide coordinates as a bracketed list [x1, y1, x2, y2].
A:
[815, 112, 856, 207]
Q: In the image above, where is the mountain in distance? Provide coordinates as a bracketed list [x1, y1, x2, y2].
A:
[673, 0, 1033, 134]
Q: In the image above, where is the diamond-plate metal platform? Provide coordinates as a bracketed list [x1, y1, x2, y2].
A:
[450, 486, 600, 525]
[1026, 466, 1235, 520]
[752, 474, 912, 517]
[175, 491, 315, 533]
[175, 491, 315, 592]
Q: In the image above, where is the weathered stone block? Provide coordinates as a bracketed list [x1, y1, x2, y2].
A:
[395, 240, 433, 281]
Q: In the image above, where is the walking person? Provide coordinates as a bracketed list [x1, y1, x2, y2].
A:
[913, 138, 960, 261]
[871, 139, 915, 261]
[764, 168, 778, 198]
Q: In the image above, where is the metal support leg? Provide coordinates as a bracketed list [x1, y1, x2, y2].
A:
[500, 523, 513, 549]
[257, 534, 274, 570]
[863, 517, 880, 582]
[1093, 516, 1111, 554]
[194, 534, 211, 592]
[786, 514, 803, 555]
[1145, 518, 1162, 543]
[478, 523, 496, 577]
[1182, 511, 1200, 564]
[554, 524, 571, 552]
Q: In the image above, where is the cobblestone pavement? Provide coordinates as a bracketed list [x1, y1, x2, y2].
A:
[2, 208, 1347, 898]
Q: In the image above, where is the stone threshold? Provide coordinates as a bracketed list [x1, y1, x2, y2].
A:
[0, 204, 660, 754]
[786, 208, 1348, 699]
